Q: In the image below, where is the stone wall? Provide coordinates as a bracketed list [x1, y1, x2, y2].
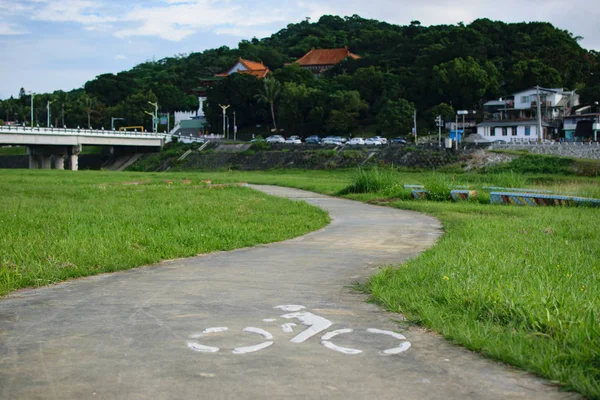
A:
[488, 143, 600, 160]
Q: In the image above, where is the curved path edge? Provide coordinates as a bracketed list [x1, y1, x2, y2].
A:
[0, 185, 576, 400]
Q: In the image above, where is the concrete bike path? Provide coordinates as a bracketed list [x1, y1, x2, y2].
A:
[0, 185, 574, 400]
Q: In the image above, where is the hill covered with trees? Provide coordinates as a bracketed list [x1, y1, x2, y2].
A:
[1, 15, 598, 136]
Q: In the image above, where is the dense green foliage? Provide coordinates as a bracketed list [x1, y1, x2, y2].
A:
[1, 15, 598, 135]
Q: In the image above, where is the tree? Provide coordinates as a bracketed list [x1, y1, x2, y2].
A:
[325, 90, 368, 134]
[433, 57, 500, 109]
[376, 99, 415, 134]
[255, 77, 282, 132]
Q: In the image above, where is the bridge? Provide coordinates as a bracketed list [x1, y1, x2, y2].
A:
[0, 126, 165, 170]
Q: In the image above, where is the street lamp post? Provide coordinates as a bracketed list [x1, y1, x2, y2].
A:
[219, 104, 230, 138]
[47, 100, 56, 127]
[26, 90, 35, 127]
[148, 101, 158, 133]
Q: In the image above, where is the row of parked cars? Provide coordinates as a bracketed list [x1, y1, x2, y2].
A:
[259, 135, 407, 145]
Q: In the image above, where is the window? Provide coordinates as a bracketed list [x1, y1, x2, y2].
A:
[490, 128, 495, 136]
[525, 127, 531, 136]
[502, 127, 508, 136]
[511, 127, 518, 136]
[521, 96, 529, 104]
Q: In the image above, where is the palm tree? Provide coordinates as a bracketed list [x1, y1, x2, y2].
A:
[255, 77, 281, 132]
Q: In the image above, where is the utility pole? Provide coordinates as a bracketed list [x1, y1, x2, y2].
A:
[436, 115, 442, 147]
[536, 85, 543, 142]
[46, 100, 56, 127]
[413, 109, 417, 144]
[61, 103, 65, 127]
[219, 104, 230, 138]
[233, 110, 237, 141]
[455, 113, 459, 150]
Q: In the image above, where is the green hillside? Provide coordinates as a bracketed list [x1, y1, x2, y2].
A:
[1, 15, 599, 136]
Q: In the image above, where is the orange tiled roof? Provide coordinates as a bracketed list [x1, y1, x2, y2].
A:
[295, 47, 360, 66]
[215, 58, 270, 78]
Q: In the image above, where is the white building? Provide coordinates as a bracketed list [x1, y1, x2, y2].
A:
[476, 120, 550, 143]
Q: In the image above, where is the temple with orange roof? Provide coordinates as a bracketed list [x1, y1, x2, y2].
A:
[291, 47, 360, 74]
[215, 58, 270, 79]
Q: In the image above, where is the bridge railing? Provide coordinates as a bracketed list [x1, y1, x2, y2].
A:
[0, 125, 164, 138]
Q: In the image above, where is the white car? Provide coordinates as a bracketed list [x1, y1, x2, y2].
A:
[266, 135, 285, 144]
[285, 136, 302, 144]
[321, 137, 343, 145]
[372, 136, 388, 144]
[365, 137, 383, 146]
[347, 138, 365, 146]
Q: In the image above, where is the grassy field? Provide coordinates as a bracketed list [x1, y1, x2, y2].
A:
[0, 170, 329, 296]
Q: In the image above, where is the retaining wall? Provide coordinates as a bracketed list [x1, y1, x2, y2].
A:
[489, 143, 600, 160]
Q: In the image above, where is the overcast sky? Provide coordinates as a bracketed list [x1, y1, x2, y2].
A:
[0, 0, 599, 99]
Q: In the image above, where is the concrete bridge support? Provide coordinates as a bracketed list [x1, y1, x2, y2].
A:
[26, 145, 81, 170]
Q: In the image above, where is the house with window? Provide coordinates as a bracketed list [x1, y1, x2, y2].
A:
[477, 87, 579, 143]
[290, 47, 360, 75]
[563, 113, 600, 141]
[215, 58, 270, 79]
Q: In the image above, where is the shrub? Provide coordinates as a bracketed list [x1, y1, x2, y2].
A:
[339, 167, 398, 194]
[423, 173, 453, 201]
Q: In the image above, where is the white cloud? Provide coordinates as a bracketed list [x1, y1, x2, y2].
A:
[113, 54, 127, 60]
[0, 23, 29, 35]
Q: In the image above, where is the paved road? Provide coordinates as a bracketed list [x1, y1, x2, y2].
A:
[0, 186, 574, 399]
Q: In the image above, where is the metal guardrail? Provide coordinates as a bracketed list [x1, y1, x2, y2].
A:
[0, 125, 163, 138]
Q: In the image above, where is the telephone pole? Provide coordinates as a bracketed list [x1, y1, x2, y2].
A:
[536, 85, 543, 142]
[436, 115, 442, 147]
[413, 109, 417, 144]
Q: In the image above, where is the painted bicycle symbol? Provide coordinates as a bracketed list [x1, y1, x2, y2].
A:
[186, 305, 411, 355]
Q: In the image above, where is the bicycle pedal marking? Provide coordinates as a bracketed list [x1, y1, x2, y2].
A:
[280, 311, 333, 343]
[321, 329, 363, 355]
[280, 323, 297, 333]
[232, 327, 274, 354]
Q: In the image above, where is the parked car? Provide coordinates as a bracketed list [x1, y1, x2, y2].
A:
[371, 136, 388, 144]
[285, 136, 302, 144]
[305, 135, 321, 144]
[347, 137, 365, 146]
[390, 137, 407, 144]
[332, 136, 348, 143]
[266, 135, 285, 143]
[364, 137, 383, 146]
[321, 137, 344, 145]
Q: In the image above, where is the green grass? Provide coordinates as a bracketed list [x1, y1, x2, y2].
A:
[363, 201, 600, 398]
[0, 170, 329, 296]
[0, 146, 26, 155]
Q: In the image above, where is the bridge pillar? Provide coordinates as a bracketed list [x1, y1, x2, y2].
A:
[68, 145, 81, 171]
[28, 154, 39, 169]
[54, 155, 65, 170]
[40, 155, 52, 169]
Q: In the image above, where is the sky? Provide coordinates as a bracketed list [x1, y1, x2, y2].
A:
[0, 0, 599, 99]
